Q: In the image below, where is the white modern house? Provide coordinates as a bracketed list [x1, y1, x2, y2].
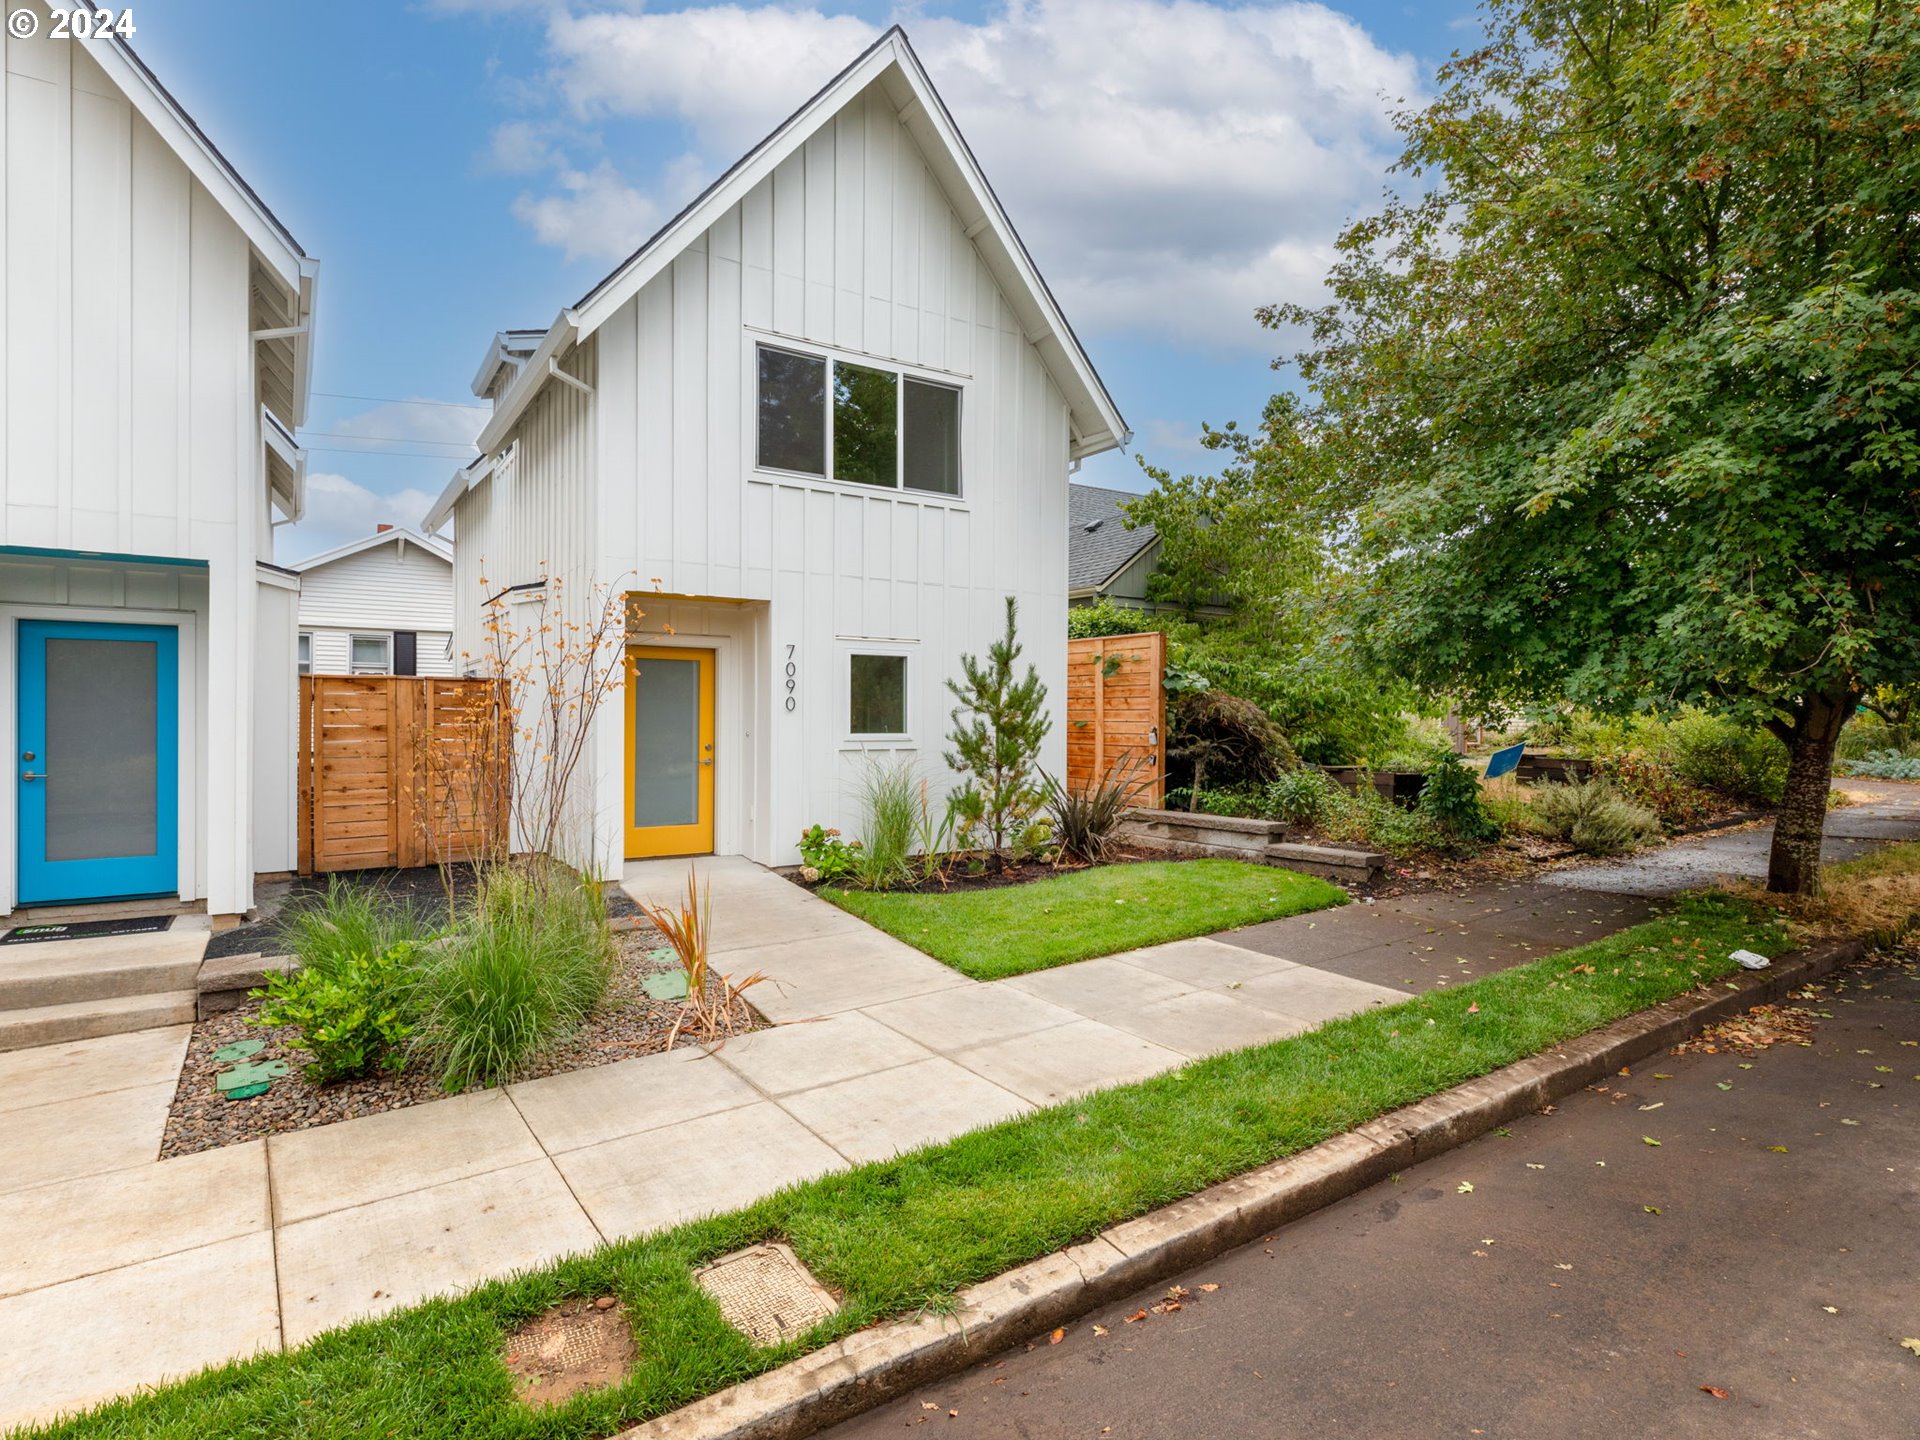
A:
[291, 525, 456, 678]
[0, 11, 316, 917]
[426, 27, 1126, 874]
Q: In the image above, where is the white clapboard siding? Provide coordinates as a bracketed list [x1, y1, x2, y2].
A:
[454, 63, 1078, 871]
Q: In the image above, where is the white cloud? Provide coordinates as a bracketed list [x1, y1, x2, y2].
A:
[278, 474, 447, 564]
[510, 160, 664, 262]
[477, 0, 1420, 352]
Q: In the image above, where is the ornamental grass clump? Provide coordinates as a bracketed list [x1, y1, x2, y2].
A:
[1040, 755, 1145, 864]
[1531, 780, 1661, 857]
[852, 757, 919, 889]
[414, 866, 615, 1092]
[640, 866, 765, 1047]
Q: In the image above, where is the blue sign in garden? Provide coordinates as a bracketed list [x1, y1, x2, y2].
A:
[1484, 743, 1525, 780]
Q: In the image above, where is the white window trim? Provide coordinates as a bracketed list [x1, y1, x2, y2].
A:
[841, 643, 917, 748]
[748, 336, 966, 503]
[297, 631, 312, 675]
[349, 632, 392, 676]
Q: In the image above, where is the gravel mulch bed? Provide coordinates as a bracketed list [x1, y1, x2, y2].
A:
[161, 924, 762, 1158]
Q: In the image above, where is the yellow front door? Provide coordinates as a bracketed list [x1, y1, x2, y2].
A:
[625, 646, 715, 858]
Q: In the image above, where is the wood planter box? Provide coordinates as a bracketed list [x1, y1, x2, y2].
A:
[1314, 766, 1429, 807]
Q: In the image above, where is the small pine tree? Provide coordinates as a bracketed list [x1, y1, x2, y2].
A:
[945, 596, 1052, 860]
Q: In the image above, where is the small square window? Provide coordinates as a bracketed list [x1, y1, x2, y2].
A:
[758, 346, 826, 475]
[350, 634, 391, 675]
[849, 654, 907, 736]
[833, 361, 899, 488]
[903, 379, 960, 495]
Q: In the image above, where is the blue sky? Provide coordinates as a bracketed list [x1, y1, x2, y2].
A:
[134, 1, 1479, 560]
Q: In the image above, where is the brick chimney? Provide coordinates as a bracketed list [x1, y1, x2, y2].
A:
[376, 523, 393, 533]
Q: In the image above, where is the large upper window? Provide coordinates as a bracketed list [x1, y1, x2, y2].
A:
[756, 344, 961, 496]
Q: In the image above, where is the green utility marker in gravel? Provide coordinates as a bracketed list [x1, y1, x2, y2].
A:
[216, 1059, 289, 1093]
[641, 970, 690, 1001]
[211, 1038, 265, 1063]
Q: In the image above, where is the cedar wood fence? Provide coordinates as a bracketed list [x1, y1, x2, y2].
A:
[1064, 631, 1166, 807]
[297, 675, 508, 874]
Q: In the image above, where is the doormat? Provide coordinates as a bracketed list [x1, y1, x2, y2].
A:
[1, 915, 174, 945]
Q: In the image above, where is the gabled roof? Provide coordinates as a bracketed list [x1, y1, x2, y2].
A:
[1068, 483, 1159, 593]
[456, 25, 1127, 485]
[80, 4, 317, 427]
[290, 527, 452, 574]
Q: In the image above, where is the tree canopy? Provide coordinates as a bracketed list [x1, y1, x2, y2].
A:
[1267, 0, 1920, 891]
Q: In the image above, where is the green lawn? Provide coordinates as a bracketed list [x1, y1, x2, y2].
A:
[24, 892, 1784, 1440]
[821, 859, 1347, 979]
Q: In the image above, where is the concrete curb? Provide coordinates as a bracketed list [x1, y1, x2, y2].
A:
[617, 936, 1866, 1440]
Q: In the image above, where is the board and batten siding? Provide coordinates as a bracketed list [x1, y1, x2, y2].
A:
[0, 18, 278, 914]
[298, 539, 457, 677]
[458, 82, 1073, 869]
[450, 343, 598, 670]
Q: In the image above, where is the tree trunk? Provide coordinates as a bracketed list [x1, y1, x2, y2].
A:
[1765, 690, 1853, 895]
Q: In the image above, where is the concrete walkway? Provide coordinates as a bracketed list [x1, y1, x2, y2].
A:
[3, 785, 1916, 1428]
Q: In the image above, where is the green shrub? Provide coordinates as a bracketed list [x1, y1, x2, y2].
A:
[852, 759, 918, 889]
[414, 868, 615, 1092]
[1480, 777, 1547, 837]
[1183, 786, 1266, 818]
[1318, 781, 1444, 858]
[1065, 597, 1153, 639]
[254, 943, 418, 1084]
[1531, 780, 1661, 855]
[798, 824, 860, 882]
[1264, 767, 1339, 826]
[1662, 710, 1788, 805]
[1416, 752, 1500, 845]
[1840, 749, 1920, 780]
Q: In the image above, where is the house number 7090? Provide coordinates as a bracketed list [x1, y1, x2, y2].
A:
[784, 645, 797, 712]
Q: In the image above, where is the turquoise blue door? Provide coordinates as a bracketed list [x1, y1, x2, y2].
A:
[16, 620, 179, 904]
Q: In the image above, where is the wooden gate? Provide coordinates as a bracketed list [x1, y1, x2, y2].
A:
[298, 676, 508, 874]
[1065, 630, 1166, 806]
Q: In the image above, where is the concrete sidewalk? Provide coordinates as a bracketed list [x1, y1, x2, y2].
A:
[4, 786, 1916, 1429]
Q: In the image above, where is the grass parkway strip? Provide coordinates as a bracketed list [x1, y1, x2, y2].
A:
[17, 892, 1783, 1440]
[821, 859, 1346, 980]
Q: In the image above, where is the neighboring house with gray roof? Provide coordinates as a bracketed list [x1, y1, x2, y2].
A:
[1068, 483, 1165, 610]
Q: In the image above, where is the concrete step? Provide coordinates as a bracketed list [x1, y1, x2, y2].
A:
[0, 990, 198, 1053]
[0, 950, 203, 1011]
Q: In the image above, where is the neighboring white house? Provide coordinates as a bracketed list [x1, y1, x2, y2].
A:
[291, 525, 456, 678]
[0, 10, 316, 917]
[426, 26, 1127, 874]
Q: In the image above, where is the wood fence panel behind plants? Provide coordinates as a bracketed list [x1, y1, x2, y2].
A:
[1065, 631, 1166, 807]
[299, 676, 508, 873]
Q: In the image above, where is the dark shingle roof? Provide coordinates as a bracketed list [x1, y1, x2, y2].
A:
[1068, 483, 1158, 592]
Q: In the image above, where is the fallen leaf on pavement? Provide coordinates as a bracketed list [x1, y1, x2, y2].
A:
[1150, 1301, 1183, 1314]
[1822, 1307, 1838, 1315]
[1639, 1102, 1664, 1111]
[1642, 1136, 1662, 1146]
[1198, 1284, 1220, 1293]
[1123, 1309, 1148, 1324]
[1644, 1205, 1663, 1214]
[1841, 1118, 1861, 1126]
[1716, 1082, 1733, 1091]
[1526, 1162, 1546, 1170]
[1700, 1386, 1730, 1400]
[1092, 1325, 1110, 1337]
[1458, 1181, 1474, 1193]
[1048, 1328, 1065, 1344]
[1555, 1263, 1573, 1270]
[922, 1402, 940, 1410]
[1769, 1144, 1790, 1153]
[1900, 1338, 1920, 1357]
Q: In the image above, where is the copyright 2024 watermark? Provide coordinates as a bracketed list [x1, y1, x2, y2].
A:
[9, 8, 137, 41]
